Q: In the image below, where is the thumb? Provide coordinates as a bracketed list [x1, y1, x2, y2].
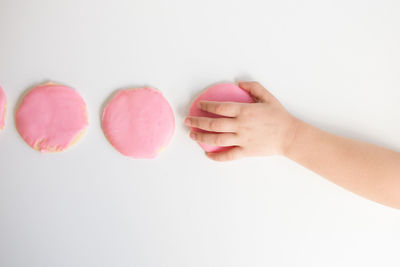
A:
[238, 81, 272, 102]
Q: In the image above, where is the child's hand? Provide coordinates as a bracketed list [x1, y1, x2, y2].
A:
[185, 81, 298, 161]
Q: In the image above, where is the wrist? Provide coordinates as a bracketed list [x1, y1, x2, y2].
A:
[281, 116, 305, 157]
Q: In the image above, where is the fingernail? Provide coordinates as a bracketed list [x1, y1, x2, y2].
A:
[184, 118, 191, 125]
[190, 132, 196, 139]
[197, 101, 202, 108]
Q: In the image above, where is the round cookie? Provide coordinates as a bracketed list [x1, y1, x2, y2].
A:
[189, 83, 255, 153]
[0, 86, 6, 130]
[102, 87, 175, 159]
[15, 83, 88, 152]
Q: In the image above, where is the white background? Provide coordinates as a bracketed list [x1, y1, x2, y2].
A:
[0, 0, 399, 266]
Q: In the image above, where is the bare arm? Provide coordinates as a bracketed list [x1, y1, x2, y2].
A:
[285, 119, 400, 209]
[185, 81, 400, 209]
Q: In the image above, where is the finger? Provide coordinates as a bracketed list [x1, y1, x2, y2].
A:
[206, 146, 244, 162]
[190, 131, 238, 146]
[185, 116, 237, 132]
[238, 81, 272, 102]
[198, 101, 241, 117]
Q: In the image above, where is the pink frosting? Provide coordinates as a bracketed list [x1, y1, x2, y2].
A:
[102, 88, 175, 159]
[189, 83, 255, 153]
[0, 86, 5, 129]
[16, 84, 88, 152]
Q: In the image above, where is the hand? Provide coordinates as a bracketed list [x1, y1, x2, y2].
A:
[185, 81, 299, 161]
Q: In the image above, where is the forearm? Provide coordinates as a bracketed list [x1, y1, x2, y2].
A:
[285, 119, 400, 209]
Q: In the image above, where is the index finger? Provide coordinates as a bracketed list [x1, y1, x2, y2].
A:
[198, 101, 241, 117]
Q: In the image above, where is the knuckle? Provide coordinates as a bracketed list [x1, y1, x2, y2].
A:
[197, 133, 205, 142]
[240, 105, 251, 116]
[209, 120, 220, 130]
[200, 102, 209, 111]
[214, 135, 224, 146]
[215, 104, 226, 114]
[231, 119, 239, 131]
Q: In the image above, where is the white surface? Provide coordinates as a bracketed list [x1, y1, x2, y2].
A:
[0, 0, 399, 266]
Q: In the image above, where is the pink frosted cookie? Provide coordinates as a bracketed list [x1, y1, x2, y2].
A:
[102, 88, 175, 159]
[0, 86, 6, 130]
[16, 83, 88, 152]
[189, 83, 255, 153]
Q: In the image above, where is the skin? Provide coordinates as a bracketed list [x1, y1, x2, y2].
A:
[185, 81, 400, 209]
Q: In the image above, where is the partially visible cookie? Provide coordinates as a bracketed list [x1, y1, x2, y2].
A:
[189, 83, 255, 153]
[15, 83, 88, 152]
